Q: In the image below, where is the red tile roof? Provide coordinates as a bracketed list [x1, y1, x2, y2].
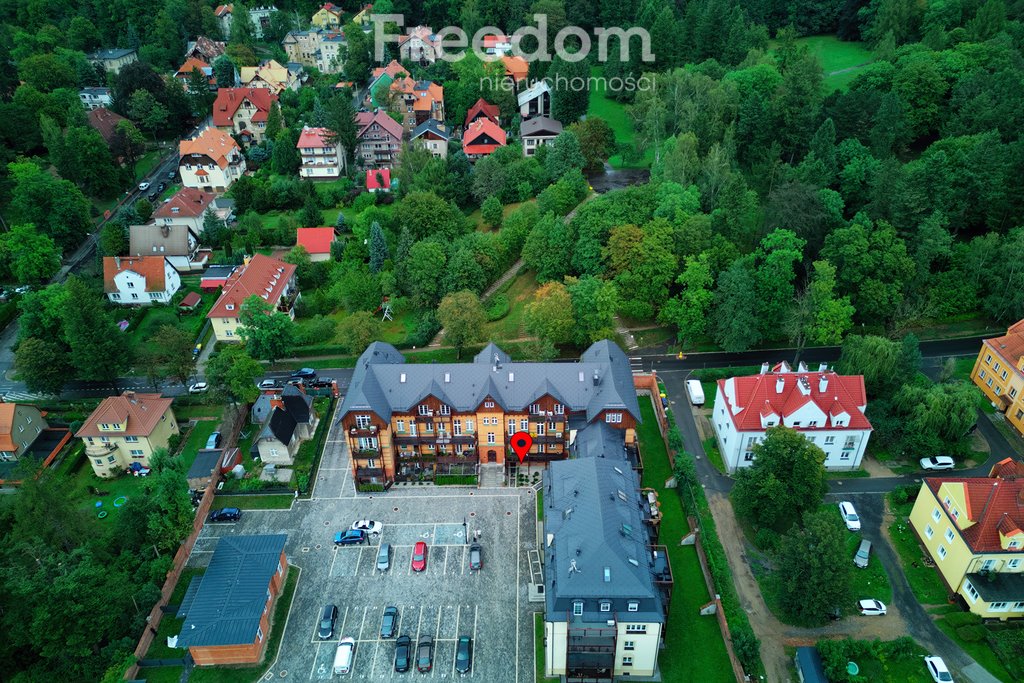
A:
[76, 392, 174, 438]
[179, 127, 240, 169]
[366, 168, 391, 190]
[212, 88, 278, 127]
[370, 59, 409, 84]
[502, 56, 529, 82]
[207, 254, 296, 320]
[355, 110, 403, 141]
[103, 256, 168, 293]
[924, 462, 1024, 552]
[179, 291, 202, 308]
[983, 319, 1024, 380]
[177, 57, 211, 79]
[465, 98, 499, 128]
[296, 126, 332, 149]
[716, 362, 870, 431]
[154, 187, 216, 219]
[87, 107, 127, 146]
[463, 118, 506, 155]
[215, 4, 233, 17]
[296, 227, 336, 254]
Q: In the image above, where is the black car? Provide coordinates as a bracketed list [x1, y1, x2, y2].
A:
[455, 636, 473, 674]
[469, 543, 482, 571]
[394, 635, 411, 672]
[291, 367, 317, 379]
[157, 181, 167, 192]
[318, 604, 337, 639]
[416, 635, 433, 673]
[209, 507, 241, 522]
[334, 529, 368, 545]
[380, 606, 398, 638]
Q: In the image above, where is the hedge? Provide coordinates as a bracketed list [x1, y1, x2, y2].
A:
[435, 474, 478, 486]
[485, 294, 510, 322]
[356, 482, 385, 492]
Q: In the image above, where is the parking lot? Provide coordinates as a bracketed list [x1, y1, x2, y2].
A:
[190, 408, 536, 682]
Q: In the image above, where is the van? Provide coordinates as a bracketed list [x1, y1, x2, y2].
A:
[685, 379, 705, 406]
[854, 539, 871, 569]
[334, 637, 355, 674]
[376, 543, 391, 571]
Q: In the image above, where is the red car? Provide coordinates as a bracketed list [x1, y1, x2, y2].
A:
[411, 541, 428, 572]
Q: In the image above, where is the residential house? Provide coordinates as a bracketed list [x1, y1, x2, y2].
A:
[251, 385, 318, 465]
[502, 56, 529, 85]
[211, 196, 236, 224]
[185, 36, 227, 65]
[87, 107, 128, 149]
[212, 87, 279, 145]
[176, 58, 216, 92]
[129, 224, 207, 272]
[465, 98, 499, 128]
[519, 80, 552, 119]
[0, 403, 55, 462]
[175, 535, 288, 666]
[215, 4, 233, 38]
[103, 256, 181, 305]
[712, 361, 872, 472]
[971, 319, 1024, 438]
[399, 26, 440, 64]
[481, 34, 512, 56]
[352, 3, 373, 25]
[201, 264, 238, 292]
[87, 48, 138, 74]
[240, 59, 299, 93]
[296, 126, 346, 178]
[521, 117, 563, 156]
[76, 392, 179, 478]
[338, 340, 641, 487]
[389, 77, 444, 133]
[543, 454, 668, 680]
[154, 187, 216, 233]
[282, 29, 345, 74]
[355, 111, 403, 169]
[207, 254, 298, 342]
[909, 458, 1024, 620]
[366, 168, 391, 192]
[296, 227, 337, 261]
[311, 2, 344, 27]
[79, 86, 112, 110]
[462, 118, 506, 161]
[179, 127, 246, 192]
[410, 119, 449, 159]
[367, 60, 410, 108]
[249, 6, 278, 39]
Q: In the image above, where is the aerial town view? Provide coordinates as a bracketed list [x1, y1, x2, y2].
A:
[1, 1, 1024, 682]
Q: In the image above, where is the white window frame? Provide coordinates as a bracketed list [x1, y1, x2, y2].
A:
[945, 528, 955, 543]
[573, 601, 583, 616]
[925, 525, 934, 539]
[938, 545, 947, 560]
[627, 601, 639, 612]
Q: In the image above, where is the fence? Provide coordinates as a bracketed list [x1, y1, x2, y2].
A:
[690, 515, 747, 682]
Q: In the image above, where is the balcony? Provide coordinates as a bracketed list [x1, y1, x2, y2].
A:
[355, 467, 384, 479]
[437, 453, 476, 465]
[531, 434, 566, 445]
[277, 291, 299, 314]
[353, 448, 380, 459]
[349, 426, 378, 437]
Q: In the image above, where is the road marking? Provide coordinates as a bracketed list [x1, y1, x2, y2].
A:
[307, 640, 322, 680]
[369, 637, 380, 679]
[338, 605, 350, 640]
[442, 546, 449, 575]
[359, 606, 368, 641]
[461, 545, 467, 575]
[472, 605, 479, 676]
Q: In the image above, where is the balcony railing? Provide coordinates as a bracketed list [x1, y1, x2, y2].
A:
[349, 426, 378, 437]
[353, 449, 380, 458]
[355, 467, 384, 478]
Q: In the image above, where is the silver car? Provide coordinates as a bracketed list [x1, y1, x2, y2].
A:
[854, 539, 871, 569]
[376, 543, 391, 571]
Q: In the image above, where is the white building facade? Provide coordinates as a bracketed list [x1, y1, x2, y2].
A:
[104, 256, 181, 305]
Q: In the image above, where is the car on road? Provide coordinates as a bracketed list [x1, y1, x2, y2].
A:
[838, 501, 861, 532]
[394, 635, 411, 672]
[455, 635, 473, 674]
[209, 507, 241, 522]
[334, 529, 367, 546]
[380, 606, 398, 638]
[920, 456, 956, 471]
[412, 541, 428, 571]
[469, 543, 482, 570]
[416, 635, 434, 672]
[291, 367, 317, 379]
[318, 604, 337, 639]
[925, 655, 953, 682]
[258, 379, 278, 390]
[157, 181, 166, 192]
[352, 520, 383, 536]
[188, 382, 208, 394]
[854, 538, 872, 569]
[857, 599, 887, 616]
[166, 170, 176, 180]
[334, 637, 355, 675]
[138, 181, 150, 191]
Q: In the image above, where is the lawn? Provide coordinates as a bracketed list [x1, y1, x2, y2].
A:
[173, 404, 225, 420]
[846, 533, 893, 604]
[702, 436, 726, 474]
[935, 618, 1015, 683]
[134, 666, 185, 683]
[636, 400, 734, 683]
[536, 488, 543, 521]
[469, 199, 536, 232]
[818, 638, 933, 682]
[887, 497, 951, 606]
[177, 420, 219, 472]
[774, 35, 877, 92]
[292, 307, 418, 351]
[65, 449, 154, 522]
[146, 616, 185, 659]
[535, 612, 553, 681]
[134, 150, 164, 182]
[588, 67, 653, 169]
[481, 270, 540, 341]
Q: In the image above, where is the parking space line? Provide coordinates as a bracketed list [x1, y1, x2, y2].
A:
[339, 606, 350, 639]
[432, 606, 441, 678]
[472, 605, 478, 676]
[359, 606, 368, 641]
[442, 546, 448, 575]
[307, 640, 322, 680]
[369, 638, 379, 679]
[461, 545, 467, 575]
[415, 606, 423, 643]
[451, 606, 462, 678]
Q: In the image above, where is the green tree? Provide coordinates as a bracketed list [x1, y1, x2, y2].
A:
[298, 195, 322, 227]
[368, 222, 389, 273]
[443, 247, 487, 295]
[525, 280, 575, 345]
[754, 229, 806, 335]
[732, 426, 828, 530]
[892, 382, 978, 453]
[437, 290, 487, 358]
[229, 0, 257, 46]
[324, 93, 357, 167]
[62, 276, 129, 382]
[776, 508, 853, 624]
[788, 260, 855, 358]
[406, 241, 447, 308]
[659, 253, 714, 347]
[394, 191, 469, 242]
[147, 465, 195, 551]
[238, 295, 294, 364]
[522, 213, 571, 282]
[338, 311, 379, 353]
[836, 334, 906, 398]
[544, 130, 586, 181]
[273, 127, 301, 176]
[14, 337, 71, 394]
[205, 343, 262, 403]
[17, 284, 69, 343]
[213, 55, 237, 88]
[713, 258, 761, 352]
[7, 161, 92, 253]
[264, 102, 283, 141]
[127, 89, 169, 139]
[549, 54, 590, 124]
[568, 117, 616, 173]
[344, 22, 372, 82]
[481, 197, 503, 229]
[0, 224, 61, 284]
[566, 275, 618, 345]
[148, 324, 196, 385]
[111, 119, 146, 174]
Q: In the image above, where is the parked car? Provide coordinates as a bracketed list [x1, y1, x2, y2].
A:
[188, 382, 208, 394]
[318, 604, 338, 639]
[838, 501, 861, 532]
[854, 539, 872, 569]
[925, 655, 953, 682]
[138, 181, 150, 191]
[920, 456, 956, 471]
[291, 367, 317, 379]
[205, 431, 222, 449]
[857, 599, 887, 616]
[334, 637, 355, 675]
[411, 541, 428, 571]
[469, 543, 482, 571]
[166, 170, 176, 180]
[455, 635, 473, 674]
[156, 181, 166, 192]
[258, 379, 278, 390]
[192, 343, 202, 357]
[380, 606, 398, 638]
[685, 379, 705, 406]
[416, 635, 434, 672]
[335, 529, 368, 546]
[352, 520, 383, 536]
[394, 635, 412, 672]
[209, 507, 241, 522]
[376, 543, 391, 571]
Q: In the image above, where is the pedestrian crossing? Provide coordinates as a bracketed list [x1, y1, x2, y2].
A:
[1, 390, 47, 402]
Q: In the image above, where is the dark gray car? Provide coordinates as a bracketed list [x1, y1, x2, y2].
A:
[394, 635, 411, 672]
[416, 635, 433, 672]
[380, 606, 398, 638]
[455, 635, 473, 674]
[318, 604, 337, 639]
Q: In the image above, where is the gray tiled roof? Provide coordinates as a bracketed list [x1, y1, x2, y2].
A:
[410, 118, 450, 141]
[521, 116, 562, 137]
[340, 340, 640, 423]
[266, 408, 297, 445]
[282, 384, 313, 424]
[176, 534, 287, 647]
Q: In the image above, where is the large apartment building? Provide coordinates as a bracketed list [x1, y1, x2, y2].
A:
[338, 341, 641, 488]
[282, 29, 345, 73]
[354, 110, 402, 169]
[971, 319, 1024, 437]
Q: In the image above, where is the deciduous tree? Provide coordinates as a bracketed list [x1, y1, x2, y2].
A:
[204, 343, 262, 403]
[338, 311, 379, 353]
[0, 224, 61, 284]
[776, 508, 853, 624]
[14, 338, 71, 395]
[525, 280, 575, 345]
[437, 290, 486, 358]
[238, 295, 294, 364]
[659, 253, 714, 347]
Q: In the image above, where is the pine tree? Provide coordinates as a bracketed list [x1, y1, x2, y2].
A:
[368, 222, 389, 273]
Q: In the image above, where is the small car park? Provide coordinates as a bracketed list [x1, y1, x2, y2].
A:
[352, 520, 383, 536]
[920, 456, 956, 471]
[291, 367, 317, 379]
[838, 501, 861, 531]
[394, 635, 411, 672]
[376, 543, 391, 571]
[318, 604, 338, 639]
[209, 507, 241, 522]
[334, 637, 355, 675]
[334, 529, 368, 546]
[857, 599, 887, 616]
[416, 635, 434, 672]
[380, 606, 398, 638]
[854, 539, 872, 568]
[412, 541, 428, 571]
[925, 655, 953, 682]
[455, 635, 473, 674]
[188, 382, 208, 394]
[469, 543, 482, 570]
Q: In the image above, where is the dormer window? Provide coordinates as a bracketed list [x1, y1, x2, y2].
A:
[572, 601, 583, 616]
[599, 601, 611, 612]
[418, 405, 430, 416]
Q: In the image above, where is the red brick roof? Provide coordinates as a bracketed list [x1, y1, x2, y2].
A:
[296, 126, 332, 149]
[76, 392, 174, 438]
[925, 462, 1024, 552]
[103, 256, 168, 293]
[87, 107, 127, 146]
[179, 291, 202, 308]
[983, 319, 1024, 381]
[154, 187, 216, 219]
[296, 227, 336, 254]
[463, 118, 506, 155]
[716, 362, 870, 431]
[207, 254, 296, 320]
[465, 98, 499, 128]
[355, 110, 403, 141]
[212, 88, 278, 127]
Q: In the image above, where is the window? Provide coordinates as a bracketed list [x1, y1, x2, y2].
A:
[996, 386, 1002, 395]
[839, 450, 850, 460]
[100, 436, 109, 443]
[982, 559, 996, 571]
[537, 423, 545, 436]
[625, 624, 647, 633]
[1008, 559, 1021, 569]
[1011, 387, 1018, 398]
[1017, 410, 1024, 421]
[995, 362, 1002, 372]
[945, 528, 955, 542]
[792, 421, 801, 427]
[605, 412, 622, 424]
[107, 455, 116, 463]
[843, 436, 856, 449]
[269, 448, 279, 457]
[743, 452, 755, 462]
[623, 640, 635, 651]
[622, 657, 633, 666]
[487, 432, 495, 445]
[439, 405, 450, 416]
[965, 581, 980, 602]
[508, 420, 515, 434]
[396, 420, 406, 432]
[938, 545, 947, 560]
[985, 354, 992, 364]
[573, 601, 583, 616]
[600, 601, 611, 612]
[943, 495, 952, 507]
[990, 602, 1009, 611]
[355, 415, 372, 428]
[256, 626, 264, 642]
[979, 370, 987, 379]
[988, 377, 994, 387]
[554, 404, 564, 415]
[925, 525, 934, 539]
[627, 601, 639, 612]
[808, 420, 818, 427]
[824, 435, 835, 445]
[453, 420, 462, 436]
[932, 508, 942, 522]
[125, 436, 138, 443]
[130, 449, 144, 456]
[484, 401, 494, 408]
[1012, 601, 1024, 612]
[465, 419, 473, 432]
[418, 405, 431, 416]
[951, 508, 960, 522]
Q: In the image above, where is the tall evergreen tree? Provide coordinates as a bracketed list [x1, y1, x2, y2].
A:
[368, 222, 389, 273]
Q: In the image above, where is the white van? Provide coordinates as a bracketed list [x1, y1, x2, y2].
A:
[334, 637, 355, 675]
[685, 379, 705, 406]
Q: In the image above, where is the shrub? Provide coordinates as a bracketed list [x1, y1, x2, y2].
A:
[407, 310, 440, 347]
[957, 625, 988, 643]
[667, 424, 683, 454]
[240, 477, 272, 491]
[943, 611, 982, 628]
[435, 474, 479, 486]
[485, 294, 510, 321]
[754, 527, 781, 553]
[731, 624, 761, 674]
[356, 482, 385, 492]
[890, 483, 920, 506]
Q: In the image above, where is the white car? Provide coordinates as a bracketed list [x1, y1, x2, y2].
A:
[138, 181, 151, 191]
[925, 655, 953, 682]
[352, 520, 383, 536]
[838, 501, 861, 531]
[920, 456, 956, 471]
[258, 379, 278, 390]
[188, 382, 208, 394]
[857, 599, 886, 616]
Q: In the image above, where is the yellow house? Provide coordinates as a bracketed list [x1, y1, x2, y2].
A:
[76, 392, 179, 478]
[971, 319, 1024, 437]
[207, 254, 298, 342]
[311, 2, 343, 28]
[909, 457, 1024, 620]
[352, 3, 373, 26]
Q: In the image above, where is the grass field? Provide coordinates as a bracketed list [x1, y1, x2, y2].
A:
[846, 533, 893, 605]
[587, 67, 653, 169]
[935, 618, 1015, 683]
[702, 436, 727, 474]
[292, 308, 418, 350]
[481, 270, 540, 341]
[771, 35, 877, 92]
[887, 498, 951, 606]
[469, 200, 536, 232]
[178, 420, 219, 472]
[134, 150, 164, 182]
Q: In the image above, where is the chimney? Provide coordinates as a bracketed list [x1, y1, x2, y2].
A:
[775, 376, 785, 394]
[797, 377, 811, 396]
[759, 362, 769, 374]
[798, 361, 808, 372]
[818, 363, 828, 372]
[819, 375, 829, 393]
[114, 256, 121, 269]
[593, 370, 601, 386]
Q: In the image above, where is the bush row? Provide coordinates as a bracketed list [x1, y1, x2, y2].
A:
[435, 475, 479, 486]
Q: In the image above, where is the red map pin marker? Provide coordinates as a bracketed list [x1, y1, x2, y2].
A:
[510, 431, 533, 463]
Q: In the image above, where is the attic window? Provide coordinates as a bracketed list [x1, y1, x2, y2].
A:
[400, 373, 407, 383]
[171, 207, 180, 213]
[627, 557, 639, 567]
[603, 569, 611, 584]
[579, 371, 585, 382]
[508, 372, 514, 382]
[620, 523, 633, 537]
[617, 490, 628, 502]
[226, 304, 235, 311]
[444, 373, 450, 383]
